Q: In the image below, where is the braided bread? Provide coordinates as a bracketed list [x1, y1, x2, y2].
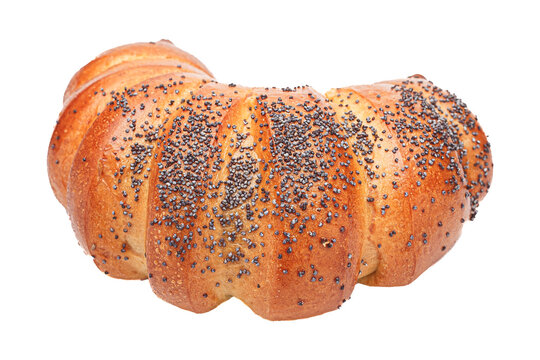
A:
[48, 40, 493, 320]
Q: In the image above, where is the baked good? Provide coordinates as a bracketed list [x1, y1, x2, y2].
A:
[48, 40, 493, 320]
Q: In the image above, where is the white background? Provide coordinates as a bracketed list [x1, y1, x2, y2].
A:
[1, 1, 539, 359]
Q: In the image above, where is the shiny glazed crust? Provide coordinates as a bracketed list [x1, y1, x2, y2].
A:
[48, 41, 493, 320]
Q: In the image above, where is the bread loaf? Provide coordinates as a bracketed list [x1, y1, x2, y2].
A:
[48, 40, 493, 320]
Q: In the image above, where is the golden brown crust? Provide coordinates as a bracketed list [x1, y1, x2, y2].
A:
[386, 78, 493, 217]
[326, 79, 476, 286]
[49, 42, 493, 320]
[67, 73, 212, 279]
[63, 40, 213, 102]
[50, 40, 214, 208]
[145, 85, 365, 319]
[49, 60, 210, 206]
